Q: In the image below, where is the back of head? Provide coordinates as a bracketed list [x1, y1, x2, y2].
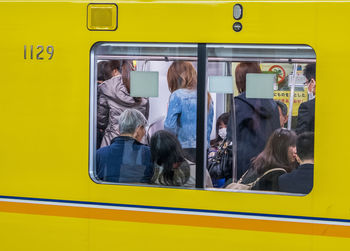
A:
[235, 62, 261, 93]
[297, 132, 314, 161]
[150, 130, 185, 167]
[275, 100, 288, 116]
[253, 128, 297, 174]
[150, 130, 189, 186]
[97, 61, 113, 82]
[303, 63, 316, 81]
[167, 61, 197, 93]
[119, 109, 147, 135]
[109, 60, 122, 73]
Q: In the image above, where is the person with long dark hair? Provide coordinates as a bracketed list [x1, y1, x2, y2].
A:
[210, 112, 230, 149]
[150, 130, 212, 187]
[236, 128, 298, 191]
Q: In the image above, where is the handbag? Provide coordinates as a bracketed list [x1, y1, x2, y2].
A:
[208, 140, 232, 180]
[226, 168, 287, 190]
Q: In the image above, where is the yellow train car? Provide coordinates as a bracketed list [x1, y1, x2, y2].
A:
[0, 0, 349, 250]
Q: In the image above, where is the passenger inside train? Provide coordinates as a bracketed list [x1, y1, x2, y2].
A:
[92, 43, 315, 194]
[296, 63, 316, 135]
[97, 60, 149, 148]
[96, 109, 153, 183]
[150, 130, 212, 187]
[276, 100, 288, 128]
[279, 132, 314, 194]
[226, 128, 298, 191]
[164, 61, 214, 162]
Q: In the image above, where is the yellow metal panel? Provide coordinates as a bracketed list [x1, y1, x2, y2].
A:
[0, 1, 350, 250]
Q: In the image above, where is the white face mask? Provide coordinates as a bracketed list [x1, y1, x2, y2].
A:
[218, 127, 227, 139]
[308, 91, 315, 100]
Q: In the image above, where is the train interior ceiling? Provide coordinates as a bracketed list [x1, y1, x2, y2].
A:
[91, 43, 316, 193]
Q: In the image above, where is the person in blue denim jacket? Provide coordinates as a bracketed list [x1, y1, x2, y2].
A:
[164, 61, 214, 159]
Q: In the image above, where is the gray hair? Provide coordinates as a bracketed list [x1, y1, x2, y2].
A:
[119, 109, 147, 134]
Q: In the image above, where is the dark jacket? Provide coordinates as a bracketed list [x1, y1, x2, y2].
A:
[240, 167, 287, 191]
[278, 164, 314, 194]
[96, 136, 153, 183]
[295, 98, 315, 135]
[228, 93, 280, 179]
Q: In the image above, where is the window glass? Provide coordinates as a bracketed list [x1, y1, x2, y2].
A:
[207, 44, 315, 195]
[90, 43, 316, 195]
[90, 43, 202, 188]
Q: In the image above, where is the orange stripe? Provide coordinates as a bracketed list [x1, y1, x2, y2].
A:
[1, 201, 350, 238]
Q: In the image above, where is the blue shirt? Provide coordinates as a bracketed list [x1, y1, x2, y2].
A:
[96, 136, 154, 183]
[164, 89, 214, 148]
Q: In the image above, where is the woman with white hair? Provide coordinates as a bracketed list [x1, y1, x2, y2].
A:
[96, 109, 153, 183]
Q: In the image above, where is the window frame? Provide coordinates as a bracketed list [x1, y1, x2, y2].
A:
[89, 42, 316, 194]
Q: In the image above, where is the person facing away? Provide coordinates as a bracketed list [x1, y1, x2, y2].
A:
[227, 62, 280, 180]
[150, 130, 212, 188]
[279, 132, 314, 194]
[164, 61, 214, 161]
[96, 61, 111, 149]
[97, 60, 149, 147]
[275, 100, 288, 128]
[96, 109, 153, 183]
[237, 128, 298, 191]
[295, 63, 316, 135]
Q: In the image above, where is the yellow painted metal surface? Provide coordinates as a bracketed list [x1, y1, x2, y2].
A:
[0, 0, 350, 250]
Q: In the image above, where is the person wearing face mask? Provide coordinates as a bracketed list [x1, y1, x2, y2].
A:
[208, 113, 229, 187]
[295, 64, 316, 135]
[209, 112, 230, 150]
[96, 109, 153, 184]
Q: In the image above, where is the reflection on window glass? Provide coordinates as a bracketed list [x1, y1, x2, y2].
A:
[207, 45, 315, 195]
[92, 43, 213, 188]
[130, 71, 159, 97]
[245, 73, 275, 99]
[91, 43, 316, 195]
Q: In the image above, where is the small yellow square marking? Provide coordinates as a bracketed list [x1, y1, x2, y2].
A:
[88, 4, 117, 31]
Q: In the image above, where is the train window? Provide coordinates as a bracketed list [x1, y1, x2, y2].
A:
[90, 42, 316, 195]
[90, 42, 203, 188]
[207, 44, 316, 195]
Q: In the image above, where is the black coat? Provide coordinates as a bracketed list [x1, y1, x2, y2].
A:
[228, 93, 280, 179]
[278, 164, 314, 194]
[295, 99, 315, 135]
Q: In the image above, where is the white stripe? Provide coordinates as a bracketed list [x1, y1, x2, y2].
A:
[1, 198, 349, 227]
